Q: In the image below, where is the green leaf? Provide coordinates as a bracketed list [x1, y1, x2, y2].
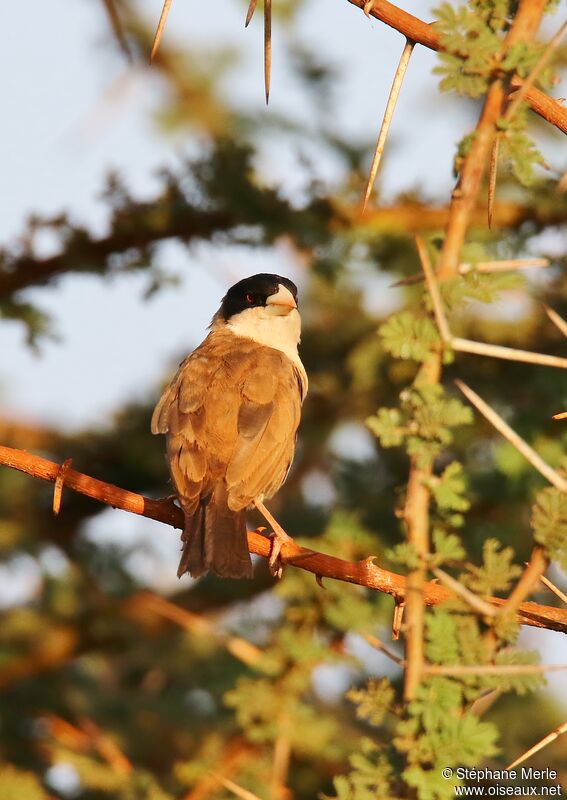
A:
[428, 462, 470, 513]
[379, 311, 440, 362]
[366, 407, 405, 447]
[348, 678, 395, 726]
[463, 539, 522, 595]
[430, 528, 466, 566]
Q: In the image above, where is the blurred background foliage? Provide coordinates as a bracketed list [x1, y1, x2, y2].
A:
[0, 0, 566, 798]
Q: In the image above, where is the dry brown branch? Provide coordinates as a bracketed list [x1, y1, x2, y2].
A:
[425, 663, 567, 676]
[506, 721, 567, 770]
[347, 0, 567, 134]
[455, 381, 567, 493]
[432, 567, 496, 618]
[543, 304, 567, 338]
[350, 199, 567, 232]
[150, 0, 173, 63]
[451, 337, 567, 370]
[2, 201, 563, 302]
[362, 38, 414, 211]
[363, 633, 405, 666]
[1, 444, 565, 633]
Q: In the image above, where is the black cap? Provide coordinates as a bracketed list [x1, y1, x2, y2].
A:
[219, 273, 298, 321]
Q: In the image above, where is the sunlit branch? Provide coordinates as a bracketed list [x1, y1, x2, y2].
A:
[1, 444, 565, 633]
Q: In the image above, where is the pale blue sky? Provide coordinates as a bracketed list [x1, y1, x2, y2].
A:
[0, 0, 480, 428]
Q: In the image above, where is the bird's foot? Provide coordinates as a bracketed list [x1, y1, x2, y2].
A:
[254, 499, 294, 579]
[268, 526, 294, 579]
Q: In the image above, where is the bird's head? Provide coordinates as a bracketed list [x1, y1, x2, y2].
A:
[211, 274, 302, 355]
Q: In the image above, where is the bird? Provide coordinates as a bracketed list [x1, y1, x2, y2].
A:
[151, 273, 307, 580]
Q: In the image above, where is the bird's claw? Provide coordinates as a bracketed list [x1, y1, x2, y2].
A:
[267, 529, 293, 579]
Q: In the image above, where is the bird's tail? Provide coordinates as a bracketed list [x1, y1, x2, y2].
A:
[177, 486, 253, 579]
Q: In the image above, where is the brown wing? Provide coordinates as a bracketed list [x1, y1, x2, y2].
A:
[151, 329, 303, 515]
[225, 353, 302, 510]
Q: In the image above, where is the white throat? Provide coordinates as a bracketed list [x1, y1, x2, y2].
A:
[226, 307, 308, 395]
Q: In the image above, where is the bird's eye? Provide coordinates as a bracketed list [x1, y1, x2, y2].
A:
[245, 293, 255, 304]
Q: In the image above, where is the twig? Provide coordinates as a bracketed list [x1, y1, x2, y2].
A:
[553, 412, 567, 420]
[536, 573, 567, 605]
[469, 689, 502, 717]
[150, 0, 173, 63]
[392, 599, 405, 641]
[270, 718, 291, 800]
[432, 567, 496, 618]
[504, 19, 567, 124]
[362, 38, 414, 211]
[1, 445, 565, 632]
[415, 236, 450, 342]
[424, 663, 567, 676]
[487, 136, 499, 229]
[363, 633, 405, 666]
[100, 0, 133, 61]
[461, 258, 550, 274]
[183, 740, 255, 800]
[53, 458, 72, 515]
[451, 337, 567, 370]
[455, 381, 567, 492]
[131, 592, 263, 667]
[506, 721, 567, 770]
[264, 0, 271, 104]
[390, 258, 550, 287]
[212, 774, 264, 800]
[345, 0, 567, 134]
[543, 304, 567, 338]
[245, 0, 257, 27]
[498, 548, 548, 619]
[78, 716, 133, 775]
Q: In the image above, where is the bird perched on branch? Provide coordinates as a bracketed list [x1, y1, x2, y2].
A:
[151, 273, 307, 579]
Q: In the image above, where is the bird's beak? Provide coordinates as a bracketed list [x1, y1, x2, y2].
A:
[266, 285, 297, 315]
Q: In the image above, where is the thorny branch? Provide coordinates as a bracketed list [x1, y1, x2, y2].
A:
[347, 0, 567, 134]
[1, 447, 565, 632]
[387, 0, 552, 706]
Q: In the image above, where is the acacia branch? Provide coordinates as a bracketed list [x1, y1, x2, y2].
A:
[347, 0, 567, 134]
[1, 445, 565, 633]
[1, 445, 565, 634]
